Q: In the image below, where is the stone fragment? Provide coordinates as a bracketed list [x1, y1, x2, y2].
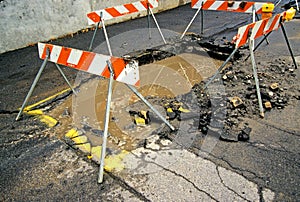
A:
[230, 96, 243, 108]
[270, 83, 279, 90]
[264, 101, 272, 109]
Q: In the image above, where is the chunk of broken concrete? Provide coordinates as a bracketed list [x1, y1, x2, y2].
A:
[230, 96, 244, 108]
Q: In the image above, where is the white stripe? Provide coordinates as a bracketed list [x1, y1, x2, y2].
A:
[101, 9, 114, 21]
[235, 25, 248, 48]
[264, 18, 273, 32]
[251, 20, 263, 39]
[67, 49, 83, 66]
[244, 5, 255, 13]
[148, 0, 159, 8]
[254, 4, 263, 10]
[50, 46, 62, 63]
[38, 43, 45, 59]
[133, 1, 147, 11]
[87, 11, 101, 25]
[115, 5, 129, 14]
[193, 0, 205, 9]
[116, 61, 139, 85]
[271, 15, 281, 31]
[87, 54, 111, 75]
[209, 1, 224, 10]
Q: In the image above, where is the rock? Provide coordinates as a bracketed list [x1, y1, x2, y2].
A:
[145, 142, 160, 150]
[264, 101, 272, 109]
[230, 96, 244, 108]
[160, 139, 172, 146]
[270, 83, 279, 91]
[220, 131, 238, 142]
[238, 126, 251, 141]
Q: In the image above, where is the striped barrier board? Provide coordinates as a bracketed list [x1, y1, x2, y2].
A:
[87, 0, 159, 25]
[191, 0, 269, 14]
[38, 43, 140, 86]
[233, 12, 285, 48]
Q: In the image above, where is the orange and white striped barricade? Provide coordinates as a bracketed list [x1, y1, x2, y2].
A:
[181, 0, 274, 38]
[16, 42, 140, 121]
[204, 9, 297, 118]
[87, 0, 166, 51]
[86, 1, 174, 184]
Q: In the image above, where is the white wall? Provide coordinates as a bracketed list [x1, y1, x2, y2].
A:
[0, 0, 190, 54]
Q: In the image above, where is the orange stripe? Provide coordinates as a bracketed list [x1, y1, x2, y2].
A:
[256, 8, 263, 14]
[124, 3, 139, 13]
[87, 12, 101, 23]
[111, 58, 127, 79]
[237, 25, 253, 48]
[101, 65, 110, 78]
[266, 15, 280, 33]
[105, 7, 122, 17]
[202, 0, 215, 10]
[135, 80, 140, 87]
[57, 47, 72, 65]
[41, 44, 54, 59]
[254, 21, 266, 39]
[76, 52, 96, 71]
[217, 2, 228, 11]
[191, 0, 198, 8]
[141, 1, 149, 9]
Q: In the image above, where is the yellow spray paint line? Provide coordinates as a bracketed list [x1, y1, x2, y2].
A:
[17, 88, 72, 128]
[65, 128, 129, 172]
[24, 88, 71, 111]
[24, 109, 58, 128]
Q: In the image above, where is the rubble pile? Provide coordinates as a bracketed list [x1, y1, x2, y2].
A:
[142, 56, 298, 145]
[193, 54, 298, 142]
[125, 35, 299, 147]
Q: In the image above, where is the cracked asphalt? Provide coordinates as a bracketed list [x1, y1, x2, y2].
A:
[1, 3, 299, 201]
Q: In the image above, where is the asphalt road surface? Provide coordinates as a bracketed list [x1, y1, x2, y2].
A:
[1, 3, 299, 201]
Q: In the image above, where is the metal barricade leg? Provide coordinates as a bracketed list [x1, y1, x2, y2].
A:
[16, 51, 50, 121]
[181, 6, 202, 39]
[98, 60, 114, 183]
[200, 3, 204, 35]
[249, 38, 264, 118]
[244, 31, 273, 61]
[280, 23, 298, 69]
[126, 84, 175, 131]
[204, 48, 239, 89]
[147, 3, 152, 39]
[89, 22, 100, 51]
[149, 7, 167, 44]
[55, 64, 77, 95]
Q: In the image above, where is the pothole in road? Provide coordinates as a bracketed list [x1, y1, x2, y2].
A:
[46, 35, 298, 164]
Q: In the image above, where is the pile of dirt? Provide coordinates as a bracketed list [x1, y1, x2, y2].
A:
[161, 53, 298, 144]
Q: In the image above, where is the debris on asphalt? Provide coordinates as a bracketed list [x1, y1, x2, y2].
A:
[129, 110, 151, 126]
[230, 96, 244, 108]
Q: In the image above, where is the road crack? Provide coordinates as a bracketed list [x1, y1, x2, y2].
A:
[129, 151, 219, 201]
[216, 165, 251, 202]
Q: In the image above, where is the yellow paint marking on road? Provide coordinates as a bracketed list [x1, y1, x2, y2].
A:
[25, 109, 44, 116]
[24, 88, 71, 111]
[39, 115, 58, 128]
[65, 128, 79, 138]
[104, 150, 129, 172]
[65, 128, 91, 153]
[76, 143, 91, 154]
[65, 131, 129, 172]
[90, 146, 129, 172]
[72, 135, 88, 145]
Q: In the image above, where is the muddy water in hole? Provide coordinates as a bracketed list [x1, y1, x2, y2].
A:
[70, 53, 222, 151]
